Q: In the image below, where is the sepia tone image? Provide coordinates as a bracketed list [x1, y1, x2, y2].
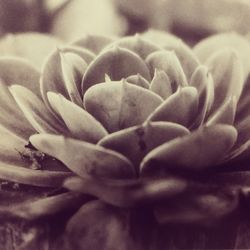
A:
[0, 0, 250, 249]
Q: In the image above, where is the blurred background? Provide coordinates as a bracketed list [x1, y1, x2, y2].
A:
[0, 0, 250, 44]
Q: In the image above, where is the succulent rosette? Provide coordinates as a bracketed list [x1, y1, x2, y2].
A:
[1, 30, 250, 249]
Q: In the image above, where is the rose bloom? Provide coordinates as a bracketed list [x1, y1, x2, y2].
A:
[0, 30, 250, 249]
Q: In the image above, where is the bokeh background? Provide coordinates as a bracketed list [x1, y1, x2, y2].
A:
[0, 0, 250, 44]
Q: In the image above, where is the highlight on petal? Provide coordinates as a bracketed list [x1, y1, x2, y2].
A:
[73, 34, 115, 54]
[146, 51, 188, 91]
[30, 134, 135, 179]
[150, 69, 173, 99]
[99, 121, 189, 167]
[64, 176, 187, 207]
[10, 85, 67, 134]
[154, 189, 238, 224]
[47, 92, 108, 142]
[205, 49, 244, 112]
[194, 32, 250, 78]
[147, 87, 199, 128]
[126, 74, 150, 89]
[84, 81, 163, 132]
[81, 47, 151, 94]
[105, 34, 160, 59]
[0, 33, 63, 69]
[142, 30, 199, 80]
[206, 97, 237, 126]
[141, 125, 237, 175]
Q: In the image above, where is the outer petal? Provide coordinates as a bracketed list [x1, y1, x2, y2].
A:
[142, 30, 199, 80]
[99, 121, 189, 167]
[47, 92, 108, 142]
[141, 125, 237, 175]
[194, 32, 250, 78]
[30, 134, 135, 179]
[0, 33, 63, 69]
[81, 47, 151, 94]
[84, 81, 163, 132]
[10, 85, 67, 134]
[147, 87, 199, 128]
[146, 50, 188, 90]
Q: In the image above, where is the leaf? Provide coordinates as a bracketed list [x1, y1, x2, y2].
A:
[141, 125, 237, 175]
[147, 87, 199, 128]
[150, 69, 172, 99]
[84, 81, 163, 132]
[126, 74, 150, 88]
[142, 30, 199, 80]
[47, 92, 108, 142]
[9, 85, 67, 134]
[0, 32, 63, 69]
[194, 32, 250, 78]
[146, 50, 188, 91]
[30, 134, 135, 179]
[64, 176, 187, 207]
[99, 121, 189, 167]
[82, 47, 151, 94]
[105, 34, 160, 59]
[205, 49, 244, 112]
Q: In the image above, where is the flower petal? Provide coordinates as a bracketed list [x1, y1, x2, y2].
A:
[84, 81, 163, 132]
[205, 49, 244, 112]
[126, 74, 150, 88]
[150, 69, 173, 99]
[142, 30, 199, 80]
[64, 176, 187, 207]
[194, 32, 250, 78]
[98, 121, 189, 168]
[72, 34, 115, 54]
[154, 190, 238, 224]
[206, 97, 237, 126]
[2, 192, 87, 221]
[30, 134, 135, 179]
[147, 87, 199, 127]
[81, 47, 151, 94]
[146, 51, 188, 90]
[105, 34, 160, 59]
[47, 92, 108, 142]
[9, 85, 66, 134]
[141, 125, 237, 175]
[0, 33, 63, 69]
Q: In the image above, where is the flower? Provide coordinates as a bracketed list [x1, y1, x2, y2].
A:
[1, 30, 250, 249]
